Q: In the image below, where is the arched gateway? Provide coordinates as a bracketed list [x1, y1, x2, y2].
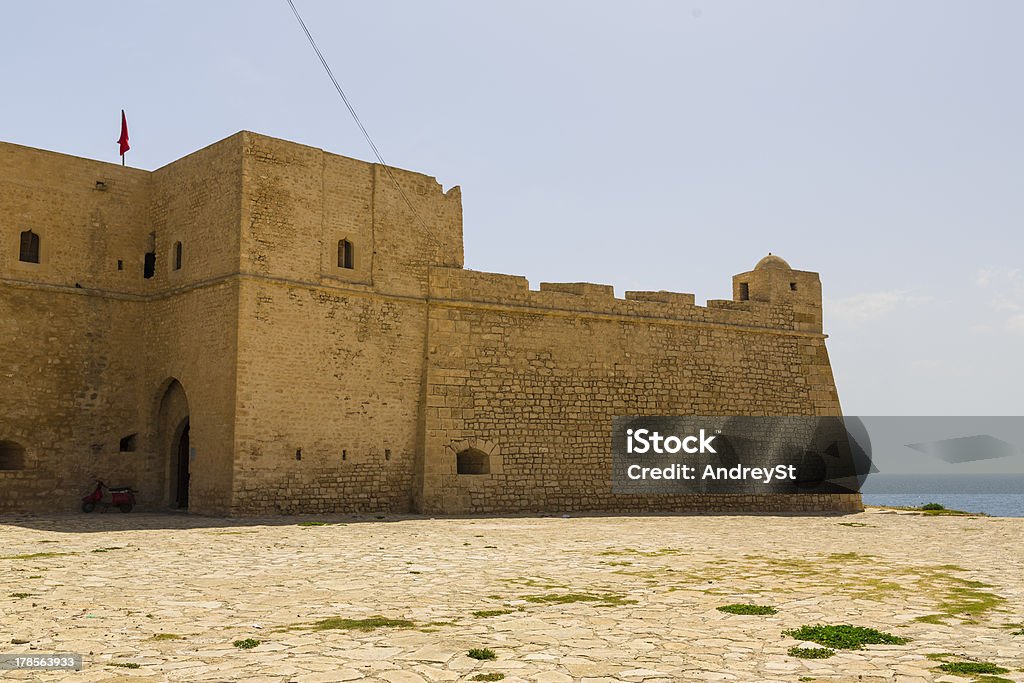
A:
[156, 379, 190, 509]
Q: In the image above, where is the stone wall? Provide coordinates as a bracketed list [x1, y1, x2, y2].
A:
[0, 138, 242, 514]
[420, 267, 860, 514]
[0, 132, 859, 516]
[228, 133, 462, 514]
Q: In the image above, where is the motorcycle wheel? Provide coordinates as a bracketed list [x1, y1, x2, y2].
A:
[81, 501, 96, 513]
[118, 503, 133, 513]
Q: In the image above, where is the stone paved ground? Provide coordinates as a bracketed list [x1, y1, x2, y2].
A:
[2, 508, 1023, 683]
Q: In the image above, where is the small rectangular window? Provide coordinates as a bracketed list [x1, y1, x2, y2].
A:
[19, 231, 40, 264]
[738, 282, 749, 301]
[119, 434, 137, 452]
[174, 242, 183, 271]
[790, 282, 798, 291]
[144, 252, 156, 279]
[338, 239, 354, 269]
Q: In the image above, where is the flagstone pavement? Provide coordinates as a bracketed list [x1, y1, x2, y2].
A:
[2, 508, 1022, 682]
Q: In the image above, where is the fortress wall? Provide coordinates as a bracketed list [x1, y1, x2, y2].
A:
[0, 287, 150, 512]
[230, 280, 426, 514]
[140, 282, 240, 516]
[421, 271, 855, 514]
[134, 135, 247, 515]
[0, 132, 854, 516]
[0, 141, 151, 293]
[0, 139, 244, 513]
[147, 133, 245, 289]
[0, 144, 153, 512]
[240, 132, 463, 298]
[226, 134, 467, 514]
[428, 267, 804, 332]
[365, 164, 463, 298]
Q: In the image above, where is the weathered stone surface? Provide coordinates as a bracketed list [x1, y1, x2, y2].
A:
[0, 133, 851, 516]
[1, 509, 1022, 681]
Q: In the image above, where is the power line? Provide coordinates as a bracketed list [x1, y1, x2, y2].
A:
[284, 0, 431, 235]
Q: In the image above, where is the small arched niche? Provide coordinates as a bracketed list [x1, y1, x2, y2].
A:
[456, 448, 490, 475]
[0, 440, 26, 470]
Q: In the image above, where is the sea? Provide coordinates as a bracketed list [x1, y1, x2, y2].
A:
[860, 474, 1024, 517]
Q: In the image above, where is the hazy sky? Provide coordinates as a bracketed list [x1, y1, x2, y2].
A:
[2, 1, 1021, 416]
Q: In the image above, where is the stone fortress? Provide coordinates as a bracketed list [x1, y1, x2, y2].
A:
[0, 132, 861, 515]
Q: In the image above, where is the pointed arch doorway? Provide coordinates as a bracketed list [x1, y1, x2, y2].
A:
[157, 378, 191, 510]
[173, 419, 190, 509]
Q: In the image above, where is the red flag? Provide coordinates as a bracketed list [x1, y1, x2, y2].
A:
[118, 110, 130, 157]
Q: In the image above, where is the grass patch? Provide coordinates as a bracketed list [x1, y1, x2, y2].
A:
[914, 614, 948, 625]
[1012, 629, 1024, 636]
[927, 654, 1015, 683]
[934, 580, 1004, 618]
[937, 662, 1009, 675]
[232, 638, 260, 649]
[91, 547, 124, 553]
[1, 552, 74, 560]
[783, 625, 908, 650]
[827, 552, 874, 562]
[467, 648, 497, 660]
[524, 592, 636, 606]
[877, 504, 984, 516]
[472, 609, 513, 618]
[499, 576, 567, 589]
[598, 547, 679, 557]
[310, 616, 414, 631]
[716, 604, 777, 615]
[788, 646, 835, 659]
[837, 522, 871, 527]
[150, 633, 183, 641]
[297, 521, 329, 527]
[841, 577, 904, 602]
[10, 593, 33, 599]
[472, 675, 505, 681]
[109, 662, 141, 668]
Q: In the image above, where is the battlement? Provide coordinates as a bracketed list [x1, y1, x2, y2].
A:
[428, 263, 823, 334]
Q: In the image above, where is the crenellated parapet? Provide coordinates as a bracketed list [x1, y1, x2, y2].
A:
[428, 253, 826, 336]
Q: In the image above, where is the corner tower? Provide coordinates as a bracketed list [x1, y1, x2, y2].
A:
[733, 253, 823, 333]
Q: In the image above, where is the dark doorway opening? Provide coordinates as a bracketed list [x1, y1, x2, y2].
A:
[174, 420, 190, 509]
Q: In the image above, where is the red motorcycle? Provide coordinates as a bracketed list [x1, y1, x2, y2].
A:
[81, 480, 136, 513]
